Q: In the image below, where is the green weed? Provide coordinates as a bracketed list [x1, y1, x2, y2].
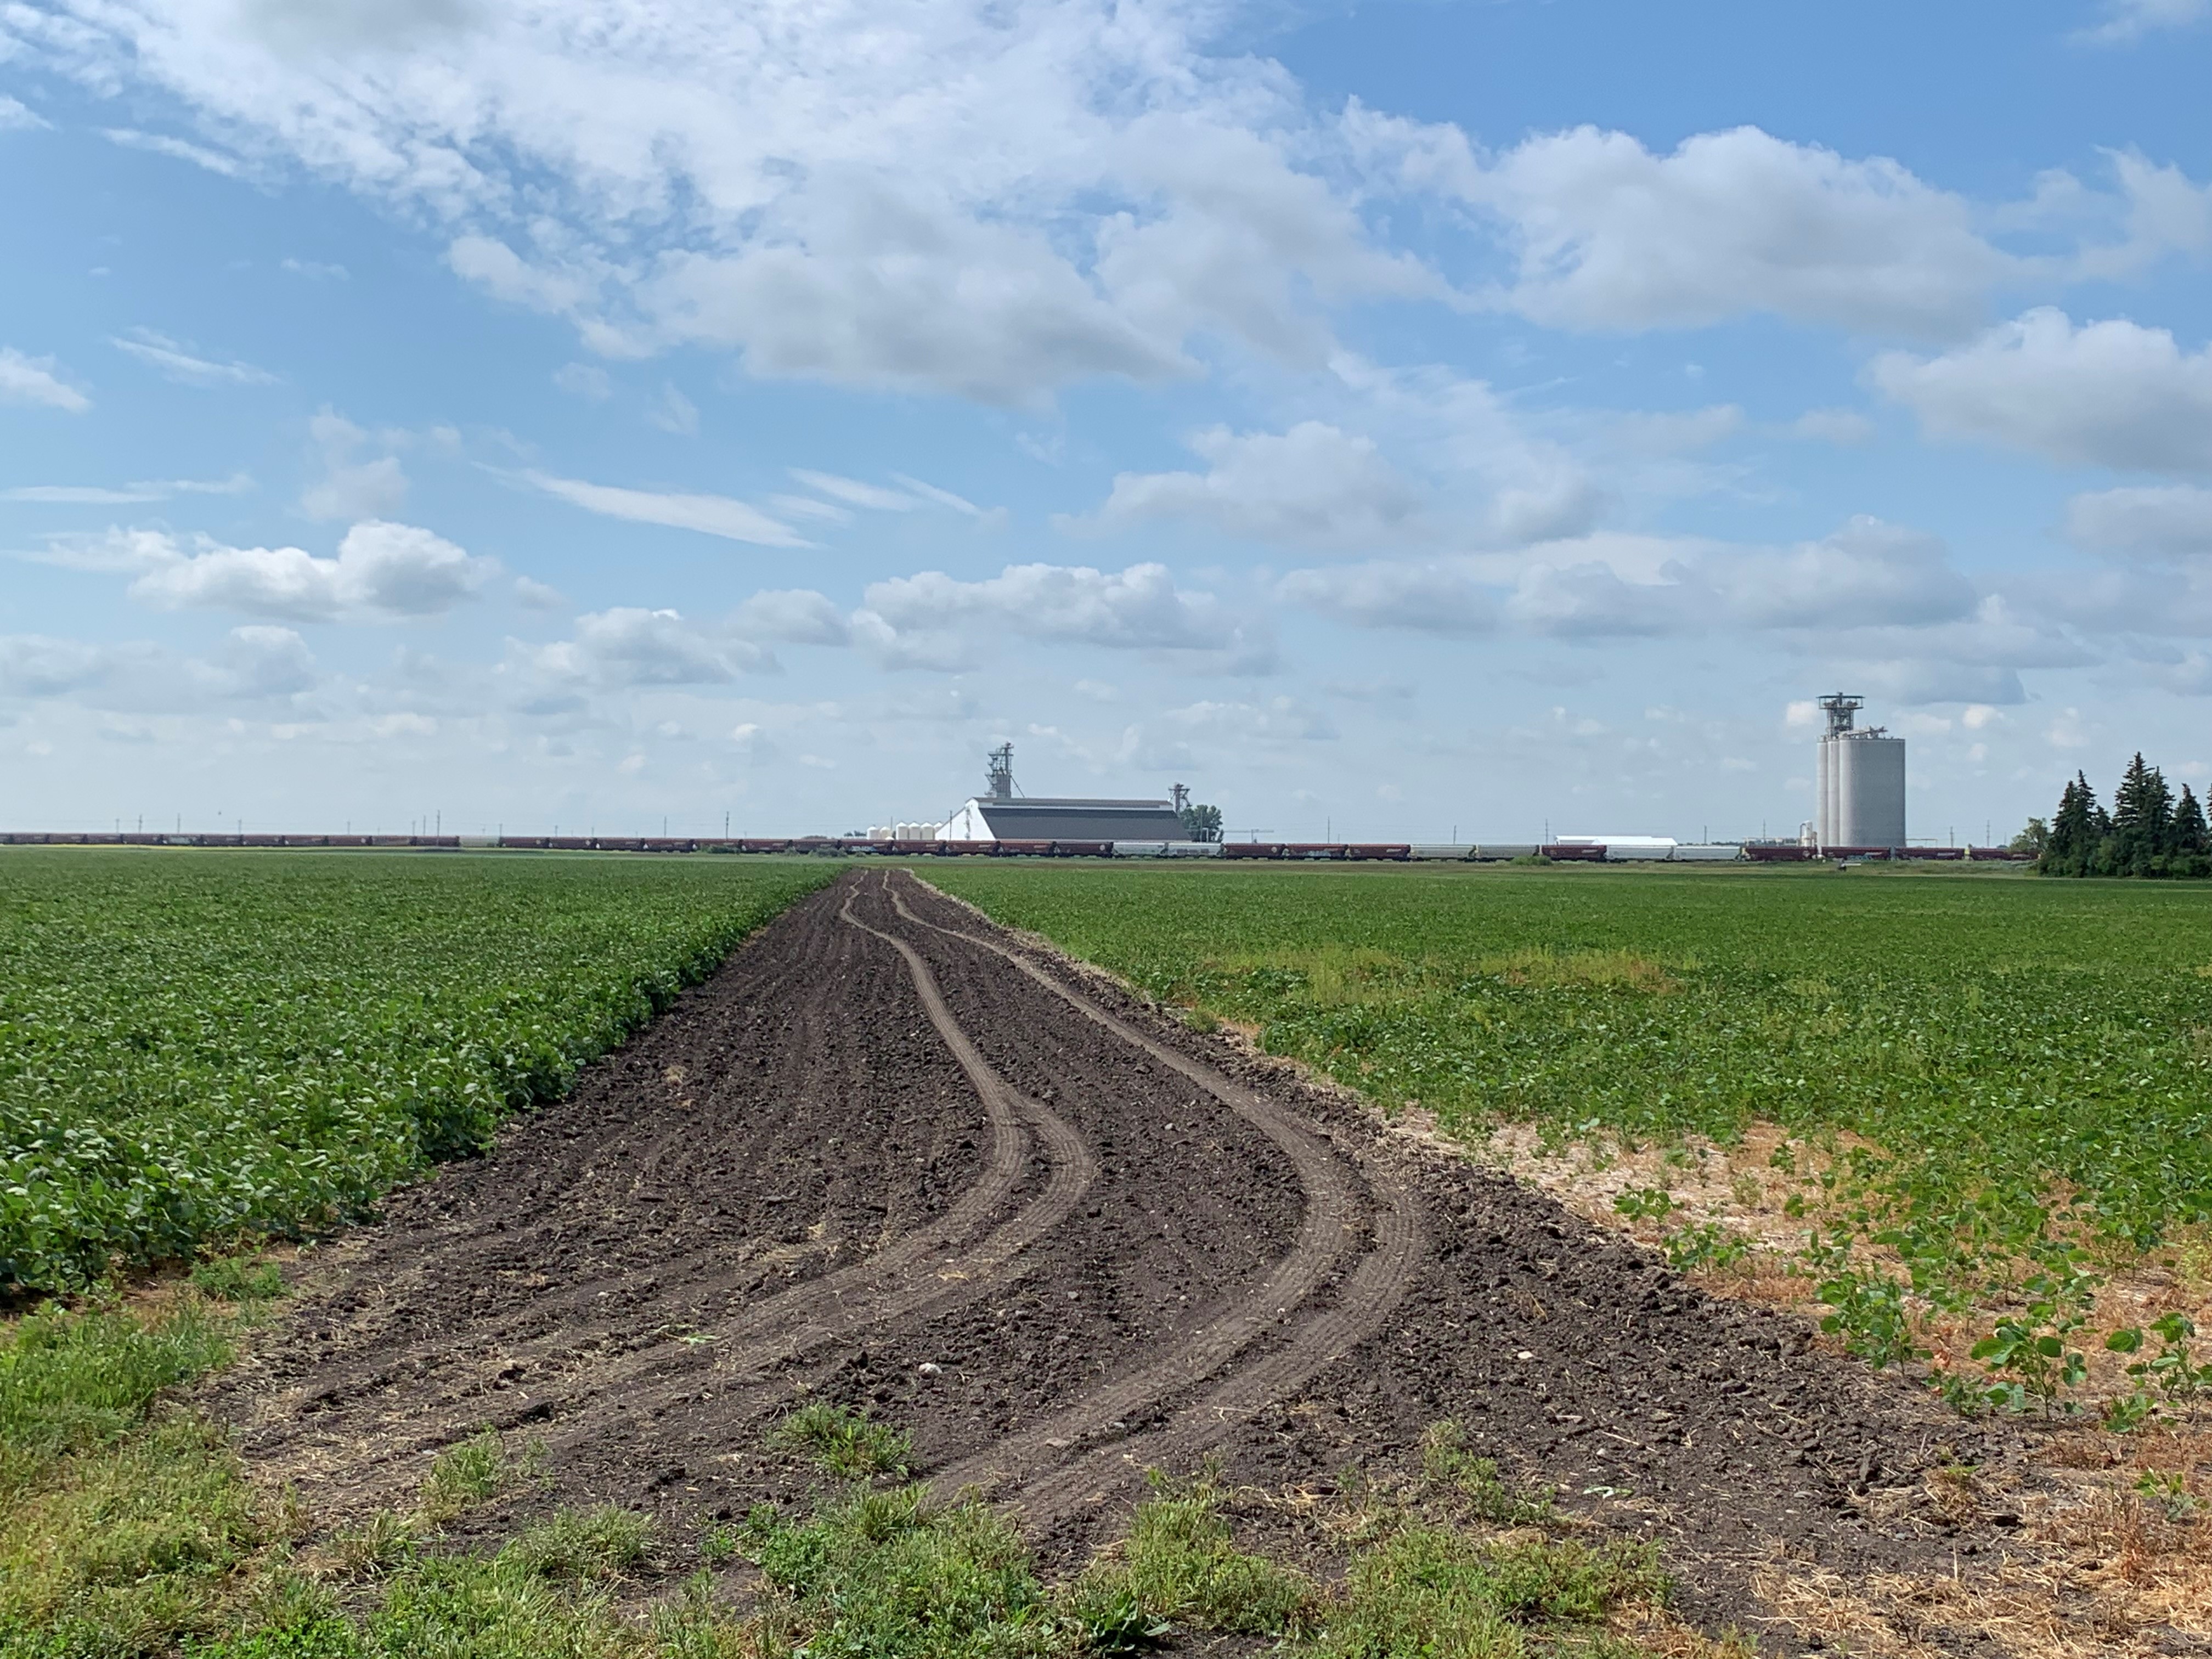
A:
[771, 1401, 913, 1481]
[1661, 1222, 1750, 1277]
[505, 1506, 653, 1583]
[0, 1413, 270, 1656]
[1066, 1473, 1316, 1638]
[743, 1482, 1054, 1657]
[418, 1430, 541, 1523]
[190, 1258, 285, 1304]
[1312, 1525, 1669, 1658]
[1419, 1421, 1554, 1525]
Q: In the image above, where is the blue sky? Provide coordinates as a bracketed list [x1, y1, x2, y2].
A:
[3, 0, 2210, 842]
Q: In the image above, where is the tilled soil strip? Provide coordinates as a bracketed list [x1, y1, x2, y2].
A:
[216, 868, 2028, 1650]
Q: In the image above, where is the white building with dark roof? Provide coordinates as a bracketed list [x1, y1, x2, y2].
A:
[935, 744, 1192, 843]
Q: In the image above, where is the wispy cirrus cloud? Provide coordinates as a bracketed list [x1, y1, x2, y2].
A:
[2075, 0, 2209, 44]
[111, 328, 279, 387]
[0, 347, 91, 413]
[522, 471, 809, 548]
[1, 473, 253, 505]
[101, 127, 251, 177]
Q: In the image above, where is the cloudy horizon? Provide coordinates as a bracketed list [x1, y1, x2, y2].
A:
[3, 0, 2209, 843]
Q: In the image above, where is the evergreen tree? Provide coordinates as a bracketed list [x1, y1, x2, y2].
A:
[2039, 763, 2212, 879]
[2113, 752, 2172, 835]
[2043, 772, 2098, 876]
[2112, 753, 2174, 876]
[2174, 785, 2208, 871]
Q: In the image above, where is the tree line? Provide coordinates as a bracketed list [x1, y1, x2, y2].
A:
[2024, 754, 2211, 878]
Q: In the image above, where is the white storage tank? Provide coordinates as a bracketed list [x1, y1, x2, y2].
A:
[1815, 695, 1906, 849]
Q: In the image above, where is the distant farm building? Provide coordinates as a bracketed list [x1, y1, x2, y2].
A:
[935, 744, 1191, 844]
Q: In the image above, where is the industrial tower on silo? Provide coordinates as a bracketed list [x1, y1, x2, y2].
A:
[1815, 693, 1906, 851]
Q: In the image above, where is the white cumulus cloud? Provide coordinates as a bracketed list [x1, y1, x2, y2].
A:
[1870, 308, 2212, 473]
[856, 561, 1269, 671]
[2063, 485, 2212, 559]
[1361, 119, 2010, 337]
[26, 0, 1435, 405]
[300, 412, 409, 520]
[520, 607, 774, 688]
[1075, 422, 1425, 550]
[123, 522, 494, 621]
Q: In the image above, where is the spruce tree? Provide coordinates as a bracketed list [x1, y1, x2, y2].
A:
[2113, 753, 2174, 876]
[2175, 785, 2208, 873]
[2113, 752, 2172, 834]
[2045, 772, 2097, 876]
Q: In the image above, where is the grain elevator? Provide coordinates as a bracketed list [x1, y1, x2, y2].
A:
[1814, 693, 1906, 851]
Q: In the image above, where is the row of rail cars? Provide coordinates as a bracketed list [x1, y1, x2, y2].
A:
[0, 831, 2031, 861]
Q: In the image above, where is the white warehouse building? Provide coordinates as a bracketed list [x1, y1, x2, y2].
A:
[935, 743, 1190, 843]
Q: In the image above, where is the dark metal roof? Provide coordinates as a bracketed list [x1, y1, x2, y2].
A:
[977, 801, 1188, 840]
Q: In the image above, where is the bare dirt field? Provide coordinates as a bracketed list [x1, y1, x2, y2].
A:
[212, 869, 2039, 1651]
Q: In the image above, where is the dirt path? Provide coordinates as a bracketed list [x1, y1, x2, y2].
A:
[215, 869, 2025, 1647]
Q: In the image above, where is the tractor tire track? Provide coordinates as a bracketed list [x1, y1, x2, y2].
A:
[531, 874, 1102, 1444]
[226, 874, 1100, 1506]
[884, 872, 1423, 1517]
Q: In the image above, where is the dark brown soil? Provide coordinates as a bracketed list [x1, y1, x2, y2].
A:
[213, 868, 2028, 1651]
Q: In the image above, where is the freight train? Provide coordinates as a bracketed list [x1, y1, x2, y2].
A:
[0, 831, 2032, 861]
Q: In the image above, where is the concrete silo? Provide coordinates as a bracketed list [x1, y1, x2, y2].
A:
[1815, 693, 1906, 850]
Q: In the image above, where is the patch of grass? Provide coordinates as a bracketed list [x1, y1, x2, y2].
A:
[190, 1257, 285, 1304]
[0, 1412, 272, 1657]
[1067, 1473, 1317, 1639]
[1419, 1421, 1555, 1526]
[364, 1538, 636, 1659]
[183, 1620, 365, 1659]
[417, 1430, 541, 1524]
[648, 1571, 754, 1659]
[180, 1507, 670, 1659]
[1314, 1523, 1671, 1658]
[0, 1295, 233, 1501]
[771, 1400, 913, 1481]
[743, 1482, 1054, 1657]
[506, 1506, 653, 1583]
[328, 1511, 419, 1583]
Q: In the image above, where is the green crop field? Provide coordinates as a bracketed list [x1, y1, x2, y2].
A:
[0, 849, 833, 1297]
[927, 860, 2212, 1369]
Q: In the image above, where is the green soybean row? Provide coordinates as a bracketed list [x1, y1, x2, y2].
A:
[0, 850, 833, 1296]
